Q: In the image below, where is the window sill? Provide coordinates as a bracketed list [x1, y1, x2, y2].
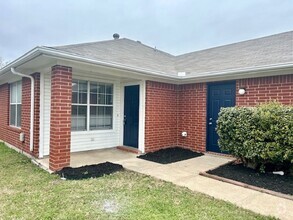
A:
[7, 126, 22, 133]
[71, 129, 115, 134]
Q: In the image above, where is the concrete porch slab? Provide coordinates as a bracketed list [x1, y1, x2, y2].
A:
[36, 147, 137, 171]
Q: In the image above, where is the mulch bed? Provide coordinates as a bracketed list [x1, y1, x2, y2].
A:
[138, 147, 204, 164]
[55, 162, 124, 180]
[207, 163, 293, 195]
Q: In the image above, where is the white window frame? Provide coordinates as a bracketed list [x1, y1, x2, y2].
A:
[10, 81, 22, 128]
[71, 79, 114, 132]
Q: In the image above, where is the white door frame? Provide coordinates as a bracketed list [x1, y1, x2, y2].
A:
[120, 80, 146, 153]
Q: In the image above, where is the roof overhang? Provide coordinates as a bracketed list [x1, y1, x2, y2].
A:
[1, 46, 293, 84]
[177, 62, 293, 83]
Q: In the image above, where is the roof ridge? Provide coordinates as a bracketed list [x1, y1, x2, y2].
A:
[51, 37, 175, 58]
[122, 38, 175, 57]
[52, 38, 124, 48]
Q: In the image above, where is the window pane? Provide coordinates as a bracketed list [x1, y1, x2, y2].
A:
[72, 92, 78, 103]
[104, 107, 113, 128]
[10, 105, 16, 126]
[17, 81, 22, 103]
[11, 83, 17, 103]
[77, 106, 87, 131]
[90, 106, 112, 130]
[106, 95, 113, 105]
[79, 81, 87, 93]
[71, 106, 78, 131]
[90, 93, 97, 104]
[71, 105, 87, 131]
[90, 83, 98, 94]
[106, 84, 113, 95]
[97, 106, 104, 115]
[17, 104, 21, 127]
[79, 92, 87, 104]
[72, 105, 77, 115]
[98, 94, 105, 104]
[98, 84, 105, 94]
[90, 106, 98, 129]
[72, 80, 78, 92]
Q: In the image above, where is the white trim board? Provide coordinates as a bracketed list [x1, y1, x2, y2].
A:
[120, 80, 146, 153]
[39, 72, 44, 158]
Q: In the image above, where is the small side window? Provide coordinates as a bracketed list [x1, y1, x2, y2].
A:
[10, 81, 22, 127]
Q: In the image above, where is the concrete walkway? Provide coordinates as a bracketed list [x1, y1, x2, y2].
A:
[117, 153, 293, 220]
[37, 149, 293, 220]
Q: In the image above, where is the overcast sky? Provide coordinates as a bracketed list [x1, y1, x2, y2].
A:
[1, 0, 293, 61]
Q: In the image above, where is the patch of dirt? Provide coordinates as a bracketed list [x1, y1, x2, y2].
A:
[55, 162, 124, 180]
[102, 200, 120, 213]
[207, 163, 293, 195]
[0, 187, 16, 196]
[138, 147, 204, 164]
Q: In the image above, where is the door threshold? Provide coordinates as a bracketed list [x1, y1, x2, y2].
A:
[117, 146, 141, 154]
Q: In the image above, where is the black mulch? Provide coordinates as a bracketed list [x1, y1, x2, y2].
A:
[55, 162, 124, 180]
[137, 147, 204, 164]
[207, 163, 293, 195]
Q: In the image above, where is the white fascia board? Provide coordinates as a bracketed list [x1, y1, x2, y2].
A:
[178, 63, 293, 83]
[0, 47, 42, 75]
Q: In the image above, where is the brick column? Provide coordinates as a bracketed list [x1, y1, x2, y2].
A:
[32, 73, 40, 156]
[49, 65, 72, 171]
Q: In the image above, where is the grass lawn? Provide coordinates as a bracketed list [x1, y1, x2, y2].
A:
[0, 143, 274, 220]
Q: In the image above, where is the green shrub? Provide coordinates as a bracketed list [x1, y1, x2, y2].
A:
[216, 102, 293, 172]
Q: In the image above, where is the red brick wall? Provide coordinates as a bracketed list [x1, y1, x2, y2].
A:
[144, 81, 178, 152]
[20, 77, 33, 153]
[237, 74, 293, 106]
[49, 65, 72, 171]
[145, 74, 292, 153]
[144, 81, 206, 153]
[0, 85, 8, 138]
[177, 83, 207, 152]
[0, 73, 40, 156]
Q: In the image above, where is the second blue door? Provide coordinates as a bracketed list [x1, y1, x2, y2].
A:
[207, 82, 236, 153]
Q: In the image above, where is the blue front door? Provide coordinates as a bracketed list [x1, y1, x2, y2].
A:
[207, 82, 236, 153]
[123, 85, 139, 148]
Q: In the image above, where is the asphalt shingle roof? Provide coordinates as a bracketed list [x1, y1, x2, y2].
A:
[176, 31, 293, 75]
[51, 31, 293, 76]
[53, 38, 176, 74]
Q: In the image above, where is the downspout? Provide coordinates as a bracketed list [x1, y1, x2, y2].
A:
[11, 67, 34, 152]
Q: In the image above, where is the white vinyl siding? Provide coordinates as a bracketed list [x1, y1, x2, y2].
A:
[42, 71, 121, 154]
